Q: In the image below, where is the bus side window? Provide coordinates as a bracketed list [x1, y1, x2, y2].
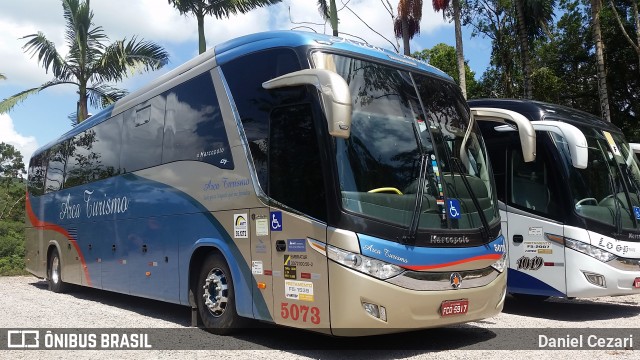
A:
[509, 144, 563, 221]
[44, 143, 69, 194]
[28, 153, 46, 196]
[121, 96, 165, 173]
[162, 72, 232, 168]
[221, 48, 302, 193]
[269, 103, 327, 222]
[64, 116, 122, 189]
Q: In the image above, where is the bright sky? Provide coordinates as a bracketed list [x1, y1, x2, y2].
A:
[0, 0, 492, 166]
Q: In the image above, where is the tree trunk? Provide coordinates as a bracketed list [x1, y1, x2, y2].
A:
[197, 13, 206, 54]
[591, 0, 611, 122]
[453, 0, 467, 99]
[402, 17, 411, 56]
[515, 0, 532, 99]
[78, 81, 88, 123]
[330, 0, 338, 36]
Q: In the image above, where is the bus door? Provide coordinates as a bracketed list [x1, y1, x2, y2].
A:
[505, 146, 567, 297]
[266, 103, 330, 332]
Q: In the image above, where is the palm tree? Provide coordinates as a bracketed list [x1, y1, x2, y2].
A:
[394, 0, 423, 56]
[169, 0, 282, 54]
[317, 0, 339, 36]
[0, 0, 168, 124]
[433, 0, 467, 99]
[590, 0, 611, 122]
[514, 0, 555, 99]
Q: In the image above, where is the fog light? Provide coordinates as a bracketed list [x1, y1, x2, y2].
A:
[362, 302, 380, 319]
[583, 271, 606, 288]
[379, 306, 387, 322]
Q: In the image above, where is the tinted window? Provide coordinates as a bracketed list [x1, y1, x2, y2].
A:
[163, 72, 232, 169]
[121, 96, 165, 172]
[64, 115, 122, 188]
[45, 143, 68, 193]
[222, 48, 302, 191]
[269, 104, 327, 221]
[28, 154, 46, 196]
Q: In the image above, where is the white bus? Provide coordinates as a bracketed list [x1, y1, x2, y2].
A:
[24, 31, 507, 336]
[470, 99, 640, 300]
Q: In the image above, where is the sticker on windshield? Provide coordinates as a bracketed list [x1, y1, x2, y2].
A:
[447, 199, 461, 219]
[603, 131, 621, 156]
[634, 206, 640, 220]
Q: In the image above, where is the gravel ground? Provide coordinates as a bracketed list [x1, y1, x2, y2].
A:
[1, 275, 639, 359]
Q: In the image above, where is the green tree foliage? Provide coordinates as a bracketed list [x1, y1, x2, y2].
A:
[317, 0, 339, 36]
[413, 44, 482, 98]
[0, 0, 169, 123]
[0, 143, 27, 275]
[168, 0, 283, 54]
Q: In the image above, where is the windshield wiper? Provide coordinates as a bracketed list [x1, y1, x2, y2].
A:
[450, 157, 491, 241]
[608, 172, 623, 235]
[402, 121, 427, 244]
[402, 153, 427, 244]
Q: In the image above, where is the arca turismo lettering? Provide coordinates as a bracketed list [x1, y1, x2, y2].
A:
[59, 190, 130, 220]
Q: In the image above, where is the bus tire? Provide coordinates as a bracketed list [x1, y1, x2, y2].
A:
[48, 248, 67, 293]
[197, 252, 243, 335]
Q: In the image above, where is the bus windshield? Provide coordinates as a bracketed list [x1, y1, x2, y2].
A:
[553, 126, 640, 233]
[313, 52, 498, 232]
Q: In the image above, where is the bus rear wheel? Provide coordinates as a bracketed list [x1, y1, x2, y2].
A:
[197, 252, 243, 335]
[48, 248, 67, 293]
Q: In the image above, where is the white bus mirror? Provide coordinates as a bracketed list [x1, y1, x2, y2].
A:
[630, 143, 640, 156]
[530, 121, 588, 169]
[262, 69, 352, 138]
[471, 108, 536, 162]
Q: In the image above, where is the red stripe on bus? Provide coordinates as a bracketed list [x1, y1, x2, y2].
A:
[402, 254, 502, 271]
[26, 192, 92, 286]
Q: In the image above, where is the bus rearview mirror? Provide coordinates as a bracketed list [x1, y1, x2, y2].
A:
[262, 69, 352, 138]
[471, 108, 537, 163]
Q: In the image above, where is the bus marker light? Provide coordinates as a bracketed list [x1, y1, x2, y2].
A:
[633, 278, 640, 289]
[362, 302, 380, 319]
[582, 271, 606, 288]
[145, 272, 151, 277]
[257, 282, 266, 289]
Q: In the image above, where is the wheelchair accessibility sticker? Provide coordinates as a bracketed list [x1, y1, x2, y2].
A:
[270, 211, 283, 231]
[634, 206, 640, 220]
[447, 199, 461, 219]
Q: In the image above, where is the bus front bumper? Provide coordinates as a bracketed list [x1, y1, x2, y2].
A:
[566, 249, 640, 298]
[328, 261, 506, 336]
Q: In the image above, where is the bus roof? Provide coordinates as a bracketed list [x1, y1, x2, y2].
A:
[468, 98, 621, 134]
[34, 31, 451, 157]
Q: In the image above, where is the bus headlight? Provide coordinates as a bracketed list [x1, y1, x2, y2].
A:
[565, 238, 617, 262]
[491, 252, 507, 273]
[327, 245, 404, 280]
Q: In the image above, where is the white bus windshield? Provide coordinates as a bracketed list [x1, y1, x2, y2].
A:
[313, 52, 498, 232]
[553, 126, 640, 233]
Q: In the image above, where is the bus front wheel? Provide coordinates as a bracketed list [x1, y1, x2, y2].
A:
[197, 252, 243, 334]
[48, 248, 67, 293]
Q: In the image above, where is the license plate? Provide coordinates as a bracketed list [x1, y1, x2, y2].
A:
[634, 278, 640, 289]
[440, 299, 469, 317]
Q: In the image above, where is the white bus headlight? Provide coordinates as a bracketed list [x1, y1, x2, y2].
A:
[491, 252, 507, 273]
[327, 245, 404, 280]
[565, 238, 617, 262]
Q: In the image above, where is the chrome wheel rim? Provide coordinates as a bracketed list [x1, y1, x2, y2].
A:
[202, 268, 228, 317]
